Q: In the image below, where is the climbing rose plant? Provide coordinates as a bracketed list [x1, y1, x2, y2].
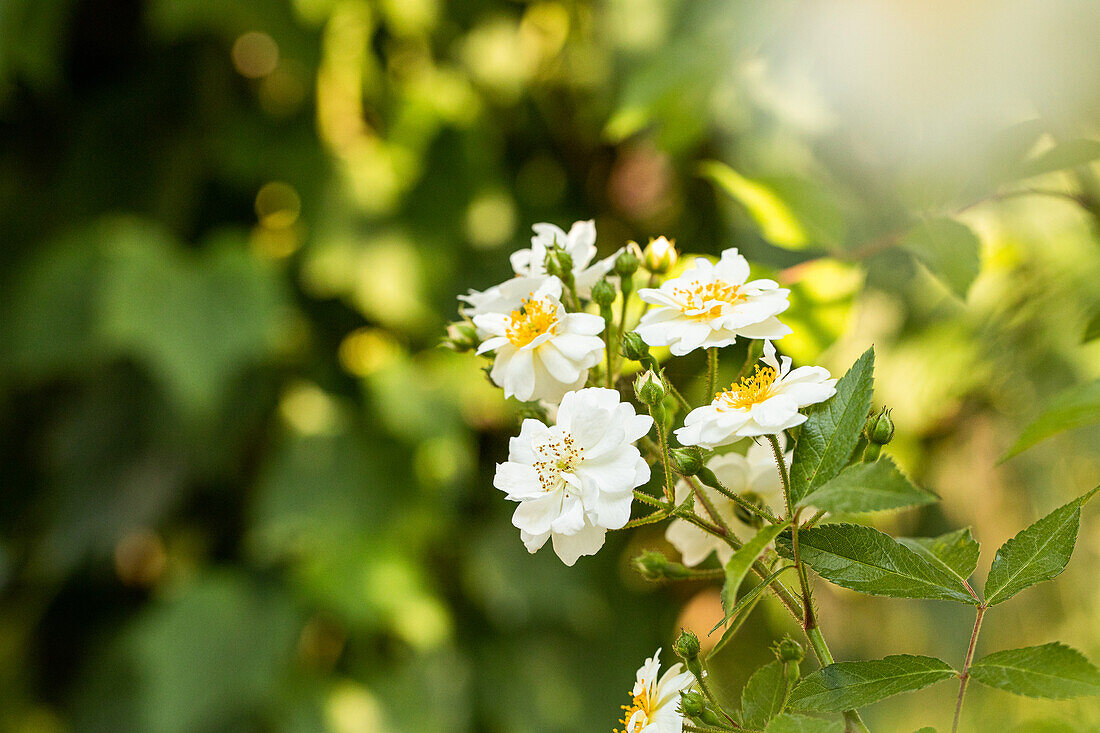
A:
[446, 220, 1100, 733]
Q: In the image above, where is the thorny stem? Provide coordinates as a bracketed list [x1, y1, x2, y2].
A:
[952, 604, 987, 733]
[678, 510, 729, 539]
[688, 476, 734, 537]
[622, 508, 670, 529]
[768, 434, 869, 733]
[633, 489, 667, 509]
[653, 414, 677, 504]
[683, 725, 742, 733]
[802, 509, 827, 529]
[701, 471, 781, 524]
[706, 347, 718, 402]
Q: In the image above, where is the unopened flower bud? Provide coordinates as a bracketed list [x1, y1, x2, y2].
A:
[643, 236, 678, 274]
[544, 246, 574, 283]
[590, 277, 616, 307]
[634, 370, 665, 406]
[866, 407, 895, 445]
[774, 636, 804, 664]
[614, 247, 640, 278]
[441, 322, 479, 352]
[634, 550, 667, 579]
[621, 332, 651, 362]
[673, 629, 701, 662]
[678, 691, 708, 718]
[670, 447, 704, 477]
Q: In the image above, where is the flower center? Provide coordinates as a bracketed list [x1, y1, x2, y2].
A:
[716, 364, 777, 409]
[506, 296, 558, 347]
[532, 431, 581, 492]
[615, 688, 652, 733]
[672, 280, 744, 319]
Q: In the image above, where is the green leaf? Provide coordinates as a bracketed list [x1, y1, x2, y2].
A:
[789, 655, 956, 712]
[765, 714, 844, 733]
[969, 643, 1100, 699]
[800, 458, 937, 513]
[1017, 138, 1100, 179]
[790, 348, 875, 505]
[914, 728, 937, 733]
[776, 524, 977, 604]
[1002, 379, 1100, 460]
[1084, 310, 1100, 344]
[983, 487, 1098, 606]
[699, 161, 810, 249]
[742, 661, 791, 729]
[710, 566, 795, 653]
[900, 218, 981, 299]
[898, 528, 980, 583]
[721, 520, 792, 616]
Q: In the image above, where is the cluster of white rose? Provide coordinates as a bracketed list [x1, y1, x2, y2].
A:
[451, 219, 840, 732]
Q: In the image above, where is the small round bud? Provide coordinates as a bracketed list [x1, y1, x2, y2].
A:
[670, 447, 704, 477]
[774, 637, 804, 664]
[673, 629, 701, 662]
[866, 407, 895, 445]
[441, 322, 479, 352]
[633, 550, 669, 580]
[643, 236, 678, 274]
[590, 277, 616, 307]
[732, 491, 767, 529]
[634, 370, 665, 406]
[544, 246, 574, 282]
[614, 247, 640, 278]
[620, 331, 651, 362]
[678, 691, 707, 718]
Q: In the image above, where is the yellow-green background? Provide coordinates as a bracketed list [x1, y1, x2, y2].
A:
[1, 1, 1098, 731]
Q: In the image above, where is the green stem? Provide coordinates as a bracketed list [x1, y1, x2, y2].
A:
[653, 412, 677, 504]
[952, 605, 987, 733]
[697, 469, 781, 524]
[688, 476, 735, 537]
[706, 347, 718, 401]
[633, 489, 667, 509]
[622, 508, 670, 529]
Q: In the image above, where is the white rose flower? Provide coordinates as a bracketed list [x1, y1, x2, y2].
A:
[635, 249, 792, 356]
[510, 219, 614, 298]
[665, 440, 790, 566]
[474, 279, 605, 403]
[492, 388, 653, 566]
[458, 274, 552, 337]
[616, 648, 695, 733]
[675, 340, 835, 446]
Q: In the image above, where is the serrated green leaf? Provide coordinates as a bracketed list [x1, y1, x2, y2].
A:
[969, 643, 1100, 699]
[900, 218, 981, 299]
[699, 160, 809, 249]
[776, 524, 977, 604]
[789, 348, 875, 505]
[789, 655, 956, 712]
[742, 661, 791, 729]
[765, 714, 844, 733]
[721, 520, 792, 616]
[1002, 380, 1100, 460]
[983, 487, 1098, 605]
[1017, 138, 1100, 179]
[898, 528, 980, 583]
[800, 457, 937, 513]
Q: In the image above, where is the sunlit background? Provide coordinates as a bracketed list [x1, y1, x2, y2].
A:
[1, 1, 1099, 731]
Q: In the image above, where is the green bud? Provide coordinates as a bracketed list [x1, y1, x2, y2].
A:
[590, 277, 616, 307]
[620, 332, 651, 362]
[732, 491, 767, 529]
[544, 246, 574, 282]
[614, 247, 640, 278]
[670, 447, 704, 477]
[633, 550, 669, 580]
[677, 691, 708, 718]
[643, 236, 678, 274]
[441, 322, 479, 352]
[634, 370, 665, 406]
[774, 636, 804, 664]
[673, 629, 701, 662]
[866, 407, 895, 445]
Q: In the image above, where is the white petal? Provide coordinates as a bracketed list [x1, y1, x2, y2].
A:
[550, 521, 606, 566]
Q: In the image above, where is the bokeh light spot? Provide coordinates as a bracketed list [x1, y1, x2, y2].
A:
[279, 381, 340, 434]
[231, 31, 280, 79]
[465, 191, 517, 249]
[255, 182, 301, 229]
[339, 328, 401, 377]
[113, 529, 167, 588]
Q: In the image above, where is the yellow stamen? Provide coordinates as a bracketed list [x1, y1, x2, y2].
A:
[672, 280, 744, 319]
[506, 296, 558, 347]
[613, 687, 651, 733]
[716, 364, 777, 409]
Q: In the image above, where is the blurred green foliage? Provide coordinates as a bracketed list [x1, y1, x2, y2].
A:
[1, 1, 1099, 731]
